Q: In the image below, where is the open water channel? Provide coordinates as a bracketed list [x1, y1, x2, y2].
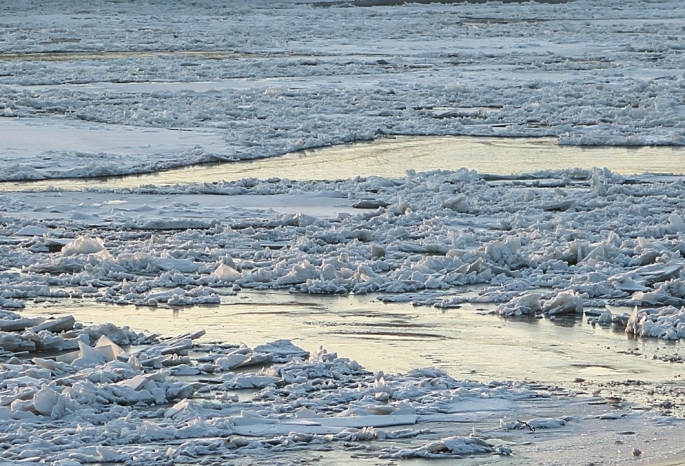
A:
[3, 136, 685, 191]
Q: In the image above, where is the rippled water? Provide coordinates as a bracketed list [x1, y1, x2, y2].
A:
[32, 291, 680, 387]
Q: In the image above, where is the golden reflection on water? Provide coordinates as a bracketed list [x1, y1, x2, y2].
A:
[31, 291, 679, 385]
[4, 136, 685, 192]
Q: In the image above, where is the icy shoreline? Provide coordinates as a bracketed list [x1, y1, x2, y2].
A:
[0, 310, 683, 465]
[2, 166, 685, 462]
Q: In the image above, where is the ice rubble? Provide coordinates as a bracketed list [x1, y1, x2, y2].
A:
[2, 0, 685, 180]
[1, 0, 685, 462]
[0, 312, 677, 464]
[0, 308, 153, 356]
[2, 167, 685, 340]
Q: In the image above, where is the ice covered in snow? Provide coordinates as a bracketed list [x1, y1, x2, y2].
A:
[2, 168, 685, 336]
[0, 166, 684, 466]
[2, 0, 685, 180]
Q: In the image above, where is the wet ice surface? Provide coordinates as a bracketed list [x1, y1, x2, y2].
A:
[3, 169, 685, 464]
[2, 298, 685, 466]
[3, 0, 685, 464]
[2, 135, 685, 192]
[3, 323, 680, 466]
[27, 292, 678, 383]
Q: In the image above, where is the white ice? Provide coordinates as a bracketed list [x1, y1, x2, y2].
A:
[2, 1, 685, 464]
[2, 0, 685, 180]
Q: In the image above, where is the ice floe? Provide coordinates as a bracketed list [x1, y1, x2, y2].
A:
[2, 1, 685, 181]
[1, 168, 685, 341]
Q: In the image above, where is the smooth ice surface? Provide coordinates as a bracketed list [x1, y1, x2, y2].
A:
[2, 136, 685, 192]
[31, 292, 684, 388]
[0, 117, 235, 181]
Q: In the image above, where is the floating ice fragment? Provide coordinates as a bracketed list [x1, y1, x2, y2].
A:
[32, 385, 60, 417]
[164, 398, 195, 419]
[130, 218, 217, 230]
[500, 417, 567, 430]
[222, 373, 280, 389]
[93, 335, 125, 362]
[540, 199, 576, 211]
[542, 290, 583, 316]
[31, 357, 68, 372]
[370, 243, 386, 258]
[526, 418, 567, 429]
[597, 309, 613, 325]
[118, 374, 148, 391]
[598, 412, 624, 420]
[253, 339, 309, 359]
[441, 195, 469, 213]
[0, 332, 36, 352]
[211, 262, 242, 282]
[496, 293, 542, 317]
[610, 275, 650, 292]
[14, 225, 48, 237]
[156, 258, 203, 273]
[668, 214, 685, 233]
[0, 317, 44, 332]
[626, 305, 685, 339]
[632, 279, 685, 307]
[61, 236, 105, 256]
[353, 199, 390, 209]
[71, 341, 109, 368]
[496, 446, 513, 455]
[59, 445, 125, 463]
[276, 260, 320, 286]
[380, 436, 494, 458]
[215, 351, 251, 371]
[32, 315, 75, 334]
[591, 171, 607, 197]
[50, 460, 82, 466]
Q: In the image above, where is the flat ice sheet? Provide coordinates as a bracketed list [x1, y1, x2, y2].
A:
[2, 136, 685, 192]
[0, 117, 236, 180]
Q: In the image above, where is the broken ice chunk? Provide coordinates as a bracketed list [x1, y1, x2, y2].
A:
[542, 290, 583, 316]
[496, 293, 542, 317]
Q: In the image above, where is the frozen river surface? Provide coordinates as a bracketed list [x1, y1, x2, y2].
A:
[3, 1, 685, 465]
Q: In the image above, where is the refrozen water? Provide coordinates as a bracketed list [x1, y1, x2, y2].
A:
[33, 292, 682, 386]
[3, 0, 685, 182]
[2, 166, 685, 463]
